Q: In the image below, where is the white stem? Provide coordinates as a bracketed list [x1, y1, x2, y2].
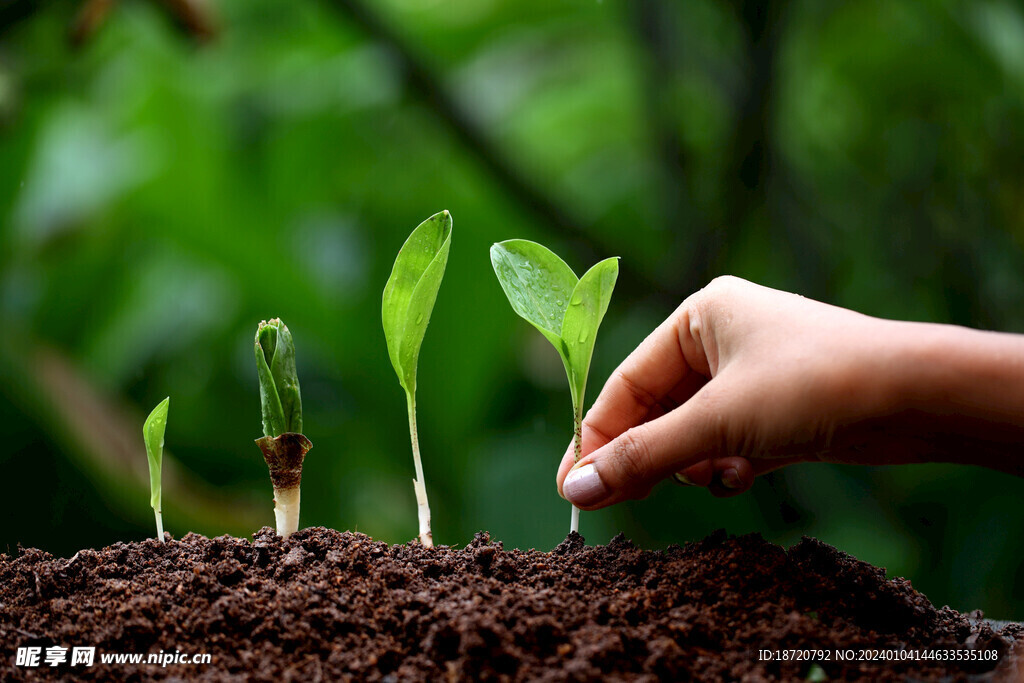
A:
[154, 509, 165, 543]
[273, 486, 300, 538]
[407, 394, 433, 547]
[414, 477, 432, 547]
[570, 404, 583, 536]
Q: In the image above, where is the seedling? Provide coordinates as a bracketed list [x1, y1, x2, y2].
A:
[490, 240, 618, 534]
[382, 210, 452, 548]
[143, 397, 170, 543]
[254, 318, 312, 538]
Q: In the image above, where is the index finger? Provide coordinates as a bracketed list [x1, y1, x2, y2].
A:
[580, 303, 707, 456]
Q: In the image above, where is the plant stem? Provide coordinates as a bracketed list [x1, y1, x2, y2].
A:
[273, 486, 300, 538]
[154, 509, 164, 543]
[406, 393, 434, 547]
[255, 432, 311, 539]
[570, 402, 583, 535]
[573, 405, 583, 462]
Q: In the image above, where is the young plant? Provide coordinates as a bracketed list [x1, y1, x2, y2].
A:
[143, 397, 170, 543]
[490, 240, 618, 534]
[382, 210, 452, 548]
[255, 318, 312, 538]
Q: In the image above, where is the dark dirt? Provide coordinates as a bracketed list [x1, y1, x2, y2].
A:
[0, 528, 1021, 681]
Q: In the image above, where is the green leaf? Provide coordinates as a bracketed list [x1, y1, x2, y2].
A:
[561, 257, 619, 408]
[489, 240, 578, 351]
[806, 663, 828, 682]
[143, 397, 169, 512]
[255, 326, 284, 437]
[255, 318, 302, 437]
[382, 210, 452, 396]
[491, 241, 618, 413]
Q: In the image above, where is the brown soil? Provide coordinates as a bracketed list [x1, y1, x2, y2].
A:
[0, 528, 1020, 681]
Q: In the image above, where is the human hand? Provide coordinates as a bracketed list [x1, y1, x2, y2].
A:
[555, 276, 1024, 509]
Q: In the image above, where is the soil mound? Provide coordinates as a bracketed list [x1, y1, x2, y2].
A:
[1, 528, 1020, 681]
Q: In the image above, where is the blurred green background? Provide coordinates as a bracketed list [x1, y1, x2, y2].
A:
[1, 0, 1023, 618]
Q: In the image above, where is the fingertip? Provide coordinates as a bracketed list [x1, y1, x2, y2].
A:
[708, 458, 755, 497]
[721, 467, 742, 490]
[562, 462, 612, 509]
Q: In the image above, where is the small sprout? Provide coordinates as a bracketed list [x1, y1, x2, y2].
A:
[490, 240, 618, 535]
[806, 663, 828, 682]
[254, 318, 311, 538]
[143, 397, 170, 543]
[382, 210, 452, 548]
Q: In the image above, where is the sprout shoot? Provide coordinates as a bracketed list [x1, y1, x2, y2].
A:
[143, 397, 170, 543]
[490, 240, 618, 535]
[254, 318, 312, 538]
[382, 210, 452, 547]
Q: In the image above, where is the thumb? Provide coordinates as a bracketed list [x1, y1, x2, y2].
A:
[561, 392, 723, 510]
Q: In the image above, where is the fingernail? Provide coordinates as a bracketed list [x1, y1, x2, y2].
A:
[563, 464, 609, 507]
[672, 473, 697, 487]
[721, 468, 741, 490]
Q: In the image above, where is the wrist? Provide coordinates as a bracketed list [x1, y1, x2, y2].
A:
[884, 320, 1024, 474]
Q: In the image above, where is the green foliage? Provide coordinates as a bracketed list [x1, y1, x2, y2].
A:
[490, 240, 618, 421]
[255, 319, 303, 438]
[143, 397, 169, 513]
[382, 210, 452, 397]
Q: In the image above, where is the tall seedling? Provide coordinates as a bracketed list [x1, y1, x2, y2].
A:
[382, 210, 452, 548]
[255, 318, 312, 538]
[490, 240, 618, 534]
[143, 397, 170, 543]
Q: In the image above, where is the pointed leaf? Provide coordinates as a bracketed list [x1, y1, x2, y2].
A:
[270, 321, 302, 434]
[489, 240, 578, 351]
[561, 257, 619, 408]
[143, 397, 169, 512]
[255, 339, 285, 437]
[382, 210, 452, 395]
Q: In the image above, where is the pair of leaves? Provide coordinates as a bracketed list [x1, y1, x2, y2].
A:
[490, 240, 618, 411]
[382, 210, 452, 396]
[143, 397, 169, 512]
[255, 318, 302, 437]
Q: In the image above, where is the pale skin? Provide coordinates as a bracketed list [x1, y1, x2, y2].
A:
[557, 276, 1024, 509]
